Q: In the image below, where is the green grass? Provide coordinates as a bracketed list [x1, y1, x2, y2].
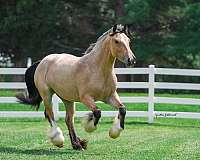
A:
[1, 118, 200, 160]
[1, 90, 200, 159]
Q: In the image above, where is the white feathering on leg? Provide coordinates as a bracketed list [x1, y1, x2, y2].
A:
[48, 126, 65, 147]
[109, 115, 123, 139]
[82, 113, 97, 133]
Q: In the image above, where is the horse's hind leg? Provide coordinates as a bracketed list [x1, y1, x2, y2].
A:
[42, 91, 64, 148]
[62, 100, 87, 150]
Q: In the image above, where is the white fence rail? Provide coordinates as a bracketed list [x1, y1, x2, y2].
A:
[0, 65, 200, 123]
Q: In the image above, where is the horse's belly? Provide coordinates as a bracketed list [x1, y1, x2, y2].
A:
[48, 75, 80, 102]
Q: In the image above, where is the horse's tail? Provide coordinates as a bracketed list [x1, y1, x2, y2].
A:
[16, 61, 42, 111]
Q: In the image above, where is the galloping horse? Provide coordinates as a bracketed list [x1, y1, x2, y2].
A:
[17, 24, 136, 150]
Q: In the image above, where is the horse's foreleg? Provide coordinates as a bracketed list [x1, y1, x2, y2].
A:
[63, 101, 87, 150]
[80, 96, 101, 132]
[106, 92, 126, 139]
[43, 98, 64, 148]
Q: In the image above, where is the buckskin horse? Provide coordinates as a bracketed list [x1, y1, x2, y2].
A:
[17, 24, 136, 150]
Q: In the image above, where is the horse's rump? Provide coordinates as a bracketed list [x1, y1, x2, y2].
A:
[34, 54, 81, 101]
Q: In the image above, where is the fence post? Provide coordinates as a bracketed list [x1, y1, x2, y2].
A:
[52, 95, 59, 121]
[148, 65, 155, 123]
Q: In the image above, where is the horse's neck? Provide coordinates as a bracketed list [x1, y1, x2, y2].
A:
[90, 41, 115, 75]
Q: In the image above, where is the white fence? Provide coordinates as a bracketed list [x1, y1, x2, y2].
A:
[0, 65, 200, 123]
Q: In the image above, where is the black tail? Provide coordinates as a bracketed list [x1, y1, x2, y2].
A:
[16, 61, 42, 110]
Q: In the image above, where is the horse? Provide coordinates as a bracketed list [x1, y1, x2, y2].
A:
[16, 24, 136, 150]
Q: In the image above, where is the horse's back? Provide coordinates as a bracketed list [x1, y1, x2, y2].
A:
[41, 53, 79, 65]
[35, 53, 79, 78]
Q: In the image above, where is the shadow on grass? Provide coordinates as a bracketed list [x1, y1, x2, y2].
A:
[1, 117, 200, 129]
[0, 147, 82, 156]
[152, 122, 200, 129]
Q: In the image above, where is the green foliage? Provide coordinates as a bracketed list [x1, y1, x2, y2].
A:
[124, 0, 151, 25]
[0, 0, 114, 64]
[124, 0, 200, 68]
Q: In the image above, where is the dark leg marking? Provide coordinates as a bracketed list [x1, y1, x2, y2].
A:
[93, 109, 101, 126]
[118, 107, 126, 129]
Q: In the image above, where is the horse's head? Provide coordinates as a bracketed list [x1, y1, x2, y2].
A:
[109, 24, 136, 66]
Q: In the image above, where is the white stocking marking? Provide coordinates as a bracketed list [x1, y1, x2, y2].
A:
[109, 115, 123, 139]
[82, 113, 97, 133]
[48, 126, 65, 147]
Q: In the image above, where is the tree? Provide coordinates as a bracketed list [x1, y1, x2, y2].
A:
[123, 0, 200, 68]
[0, 0, 114, 66]
[0, 0, 199, 69]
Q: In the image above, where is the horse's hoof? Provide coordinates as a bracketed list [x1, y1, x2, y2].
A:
[109, 127, 122, 139]
[55, 143, 64, 148]
[79, 139, 88, 150]
[109, 115, 123, 139]
[82, 113, 97, 133]
[84, 120, 97, 133]
[72, 143, 84, 150]
[72, 139, 88, 150]
[48, 126, 65, 147]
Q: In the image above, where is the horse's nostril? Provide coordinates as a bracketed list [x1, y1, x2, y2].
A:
[127, 57, 136, 66]
[127, 58, 133, 66]
[132, 57, 136, 64]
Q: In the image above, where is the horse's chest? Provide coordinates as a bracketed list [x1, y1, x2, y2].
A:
[90, 78, 116, 100]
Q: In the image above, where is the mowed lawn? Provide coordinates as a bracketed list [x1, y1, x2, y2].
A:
[0, 90, 200, 159]
[1, 118, 200, 160]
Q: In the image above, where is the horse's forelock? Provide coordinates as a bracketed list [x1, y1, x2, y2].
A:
[110, 24, 130, 37]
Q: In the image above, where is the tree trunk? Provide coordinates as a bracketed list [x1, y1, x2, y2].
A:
[114, 0, 130, 92]
[115, 0, 125, 19]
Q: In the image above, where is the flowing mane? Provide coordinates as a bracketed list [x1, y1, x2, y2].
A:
[84, 28, 112, 55]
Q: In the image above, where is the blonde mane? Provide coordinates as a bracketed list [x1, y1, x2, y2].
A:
[84, 28, 112, 55]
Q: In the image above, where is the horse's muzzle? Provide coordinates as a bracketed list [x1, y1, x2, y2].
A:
[126, 56, 136, 67]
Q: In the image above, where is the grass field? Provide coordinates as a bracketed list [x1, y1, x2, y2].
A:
[0, 90, 200, 159]
[1, 118, 200, 160]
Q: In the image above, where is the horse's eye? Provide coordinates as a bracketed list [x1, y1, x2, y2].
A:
[114, 40, 119, 44]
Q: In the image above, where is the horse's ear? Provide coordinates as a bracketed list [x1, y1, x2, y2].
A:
[123, 24, 128, 35]
[112, 24, 117, 33]
[124, 24, 131, 37]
